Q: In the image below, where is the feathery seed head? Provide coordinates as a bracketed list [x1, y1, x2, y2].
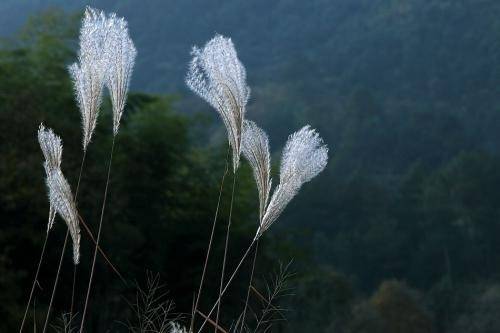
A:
[170, 323, 188, 333]
[37, 124, 81, 263]
[46, 167, 81, 264]
[241, 120, 272, 223]
[37, 123, 62, 172]
[257, 126, 328, 237]
[38, 124, 63, 231]
[69, 7, 115, 151]
[105, 13, 137, 135]
[186, 34, 250, 172]
[280, 125, 329, 185]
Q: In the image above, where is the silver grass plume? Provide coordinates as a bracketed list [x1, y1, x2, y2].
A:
[38, 125, 81, 264]
[46, 167, 81, 265]
[38, 124, 62, 231]
[241, 120, 272, 222]
[257, 126, 328, 237]
[69, 7, 114, 151]
[186, 34, 250, 172]
[105, 14, 137, 135]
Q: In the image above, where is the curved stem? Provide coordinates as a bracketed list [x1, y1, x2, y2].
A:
[197, 238, 257, 333]
[19, 232, 49, 333]
[79, 136, 116, 333]
[240, 238, 259, 332]
[215, 172, 237, 331]
[190, 147, 230, 333]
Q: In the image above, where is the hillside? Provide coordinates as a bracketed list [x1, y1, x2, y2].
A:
[2, 2, 500, 331]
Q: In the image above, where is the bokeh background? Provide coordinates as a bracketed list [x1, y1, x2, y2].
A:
[2, 0, 500, 332]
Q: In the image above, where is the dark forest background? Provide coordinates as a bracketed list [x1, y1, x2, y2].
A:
[2, 0, 500, 332]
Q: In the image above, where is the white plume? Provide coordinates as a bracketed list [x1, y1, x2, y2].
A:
[37, 124, 62, 231]
[105, 13, 137, 135]
[38, 124, 81, 264]
[241, 120, 272, 223]
[257, 125, 328, 237]
[46, 168, 81, 264]
[69, 7, 114, 151]
[186, 34, 250, 172]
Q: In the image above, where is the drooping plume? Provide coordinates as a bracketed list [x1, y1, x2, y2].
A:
[38, 125, 81, 264]
[241, 120, 272, 222]
[105, 14, 137, 135]
[46, 168, 81, 264]
[69, 7, 113, 151]
[257, 126, 328, 237]
[186, 34, 250, 172]
[38, 124, 63, 231]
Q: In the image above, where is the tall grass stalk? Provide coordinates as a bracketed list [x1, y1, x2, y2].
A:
[79, 136, 116, 333]
[42, 151, 87, 333]
[76, 7, 136, 330]
[214, 173, 237, 331]
[186, 34, 249, 332]
[19, 232, 49, 333]
[239, 238, 259, 331]
[190, 148, 230, 333]
[42, 231, 69, 333]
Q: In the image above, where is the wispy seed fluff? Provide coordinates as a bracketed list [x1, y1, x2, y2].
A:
[38, 124, 62, 231]
[105, 13, 137, 135]
[38, 125, 81, 264]
[256, 125, 328, 238]
[186, 34, 250, 172]
[241, 120, 272, 223]
[170, 323, 188, 333]
[68, 7, 113, 151]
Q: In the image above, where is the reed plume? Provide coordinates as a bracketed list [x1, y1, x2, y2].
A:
[105, 14, 137, 135]
[257, 125, 328, 238]
[37, 124, 63, 232]
[19, 124, 66, 333]
[68, 7, 113, 151]
[45, 167, 81, 264]
[38, 124, 81, 264]
[186, 34, 250, 172]
[241, 120, 272, 223]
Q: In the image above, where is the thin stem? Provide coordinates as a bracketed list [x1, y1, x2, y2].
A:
[197, 238, 257, 333]
[69, 149, 86, 319]
[215, 172, 238, 331]
[33, 298, 37, 333]
[70, 265, 77, 316]
[240, 238, 259, 332]
[19, 232, 49, 333]
[190, 147, 230, 333]
[79, 136, 116, 333]
[42, 231, 69, 333]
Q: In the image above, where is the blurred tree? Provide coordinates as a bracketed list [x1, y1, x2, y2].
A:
[351, 280, 435, 333]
